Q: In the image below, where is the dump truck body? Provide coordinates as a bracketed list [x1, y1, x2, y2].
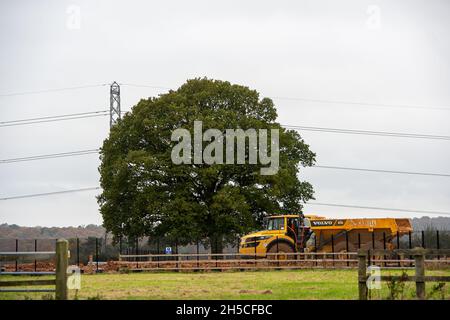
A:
[239, 214, 412, 256]
[308, 216, 412, 252]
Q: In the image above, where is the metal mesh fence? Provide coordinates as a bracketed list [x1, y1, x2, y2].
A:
[0, 230, 449, 270]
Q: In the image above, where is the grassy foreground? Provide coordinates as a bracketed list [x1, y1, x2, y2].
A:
[0, 269, 449, 300]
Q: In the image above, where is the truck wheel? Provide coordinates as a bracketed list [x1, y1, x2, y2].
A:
[267, 242, 294, 260]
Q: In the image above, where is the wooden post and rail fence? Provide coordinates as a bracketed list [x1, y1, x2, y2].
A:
[358, 248, 450, 300]
[1, 241, 449, 300]
[0, 239, 69, 300]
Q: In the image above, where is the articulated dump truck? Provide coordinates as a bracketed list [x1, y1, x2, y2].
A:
[239, 214, 412, 257]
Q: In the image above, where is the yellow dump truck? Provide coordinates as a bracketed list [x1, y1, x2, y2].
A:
[239, 214, 412, 257]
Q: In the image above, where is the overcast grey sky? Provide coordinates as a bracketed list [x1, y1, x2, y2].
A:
[1, 0, 449, 227]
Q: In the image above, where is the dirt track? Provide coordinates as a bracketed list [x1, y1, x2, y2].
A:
[2, 257, 448, 273]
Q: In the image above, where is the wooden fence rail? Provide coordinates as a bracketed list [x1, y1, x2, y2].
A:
[0, 239, 69, 300]
[358, 248, 450, 300]
[118, 251, 449, 272]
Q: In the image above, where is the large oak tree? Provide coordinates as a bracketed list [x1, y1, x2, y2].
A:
[98, 78, 315, 252]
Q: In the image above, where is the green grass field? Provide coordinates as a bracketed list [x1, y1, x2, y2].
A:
[1, 269, 449, 300]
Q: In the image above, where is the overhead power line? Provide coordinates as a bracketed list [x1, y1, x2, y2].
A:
[1, 188, 447, 217]
[0, 187, 101, 201]
[120, 83, 172, 90]
[270, 96, 450, 111]
[3, 81, 449, 111]
[307, 202, 450, 216]
[283, 124, 450, 141]
[313, 165, 450, 178]
[2, 149, 450, 179]
[113, 82, 450, 111]
[0, 113, 109, 127]
[0, 110, 109, 127]
[114, 110, 450, 142]
[0, 149, 100, 164]
[0, 84, 108, 97]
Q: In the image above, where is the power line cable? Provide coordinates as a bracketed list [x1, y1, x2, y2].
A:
[114, 82, 450, 111]
[307, 202, 450, 216]
[118, 109, 450, 141]
[2, 148, 450, 179]
[0, 149, 100, 164]
[270, 96, 450, 111]
[0, 84, 108, 97]
[1, 110, 109, 124]
[1, 188, 447, 217]
[3, 115, 447, 140]
[3, 81, 449, 111]
[283, 124, 450, 141]
[0, 187, 101, 201]
[2, 82, 448, 137]
[120, 83, 172, 90]
[0, 113, 109, 128]
[313, 165, 450, 178]
[0, 110, 108, 125]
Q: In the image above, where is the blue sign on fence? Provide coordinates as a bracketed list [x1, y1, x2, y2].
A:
[165, 247, 172, 254]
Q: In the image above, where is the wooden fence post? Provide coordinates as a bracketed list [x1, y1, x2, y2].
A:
[358, 249, 368, 300]
[414, 248, 425, 300]
[55, 239, 68, 300]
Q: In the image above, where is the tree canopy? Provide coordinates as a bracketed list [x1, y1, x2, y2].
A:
[98, 78, 315, 252]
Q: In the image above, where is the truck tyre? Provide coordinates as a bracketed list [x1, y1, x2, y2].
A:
[267, 242, 294, 260]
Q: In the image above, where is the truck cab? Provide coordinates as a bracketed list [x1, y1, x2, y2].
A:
[239, 214, 312, 257]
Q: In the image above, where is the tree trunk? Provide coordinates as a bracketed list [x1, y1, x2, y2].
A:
[209, 235, 224, 258]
